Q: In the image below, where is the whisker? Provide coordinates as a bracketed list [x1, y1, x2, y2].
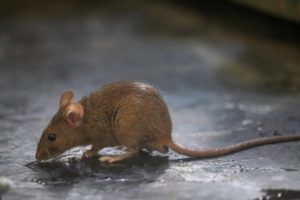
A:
[30, 130, 38, 145]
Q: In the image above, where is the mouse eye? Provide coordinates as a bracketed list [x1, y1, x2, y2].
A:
[48, 133, 56, 142]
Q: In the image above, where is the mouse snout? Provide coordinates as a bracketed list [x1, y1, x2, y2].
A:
[35, 148, 49, 161]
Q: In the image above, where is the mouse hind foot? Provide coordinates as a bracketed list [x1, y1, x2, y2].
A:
[148, 140, 170, 154]
[99, 148, 138, 163]
[154, 144, 169, 154]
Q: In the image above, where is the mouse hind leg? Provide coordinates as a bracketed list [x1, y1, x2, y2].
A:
[156, 143, 169, 154]
[111, 96, 172, 159]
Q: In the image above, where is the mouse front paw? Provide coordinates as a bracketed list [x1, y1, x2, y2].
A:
[82, 150, 98, 159]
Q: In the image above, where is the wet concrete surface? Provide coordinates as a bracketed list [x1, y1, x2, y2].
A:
[0, 1, 300, 199]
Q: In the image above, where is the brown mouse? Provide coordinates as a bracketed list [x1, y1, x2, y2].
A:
[35, 81, 300, 163]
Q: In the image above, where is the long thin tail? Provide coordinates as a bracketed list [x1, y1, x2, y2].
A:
[169, 135, 300, 158]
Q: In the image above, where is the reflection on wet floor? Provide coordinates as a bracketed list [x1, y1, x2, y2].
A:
[0, 0, 300, 200]
[25, 151, 169, 186]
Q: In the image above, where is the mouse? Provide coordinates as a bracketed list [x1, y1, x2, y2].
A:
[35, 81, 300, 163]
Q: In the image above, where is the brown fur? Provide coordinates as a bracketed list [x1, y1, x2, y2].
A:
[36, 81, 300, 163]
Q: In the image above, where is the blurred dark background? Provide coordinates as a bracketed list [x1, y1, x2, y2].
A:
[0, 0, 299, 92]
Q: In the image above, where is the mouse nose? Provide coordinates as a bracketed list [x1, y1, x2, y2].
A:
[35, 149, 48, 160]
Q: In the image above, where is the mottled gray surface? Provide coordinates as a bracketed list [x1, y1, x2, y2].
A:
[0, 1, 300, 200]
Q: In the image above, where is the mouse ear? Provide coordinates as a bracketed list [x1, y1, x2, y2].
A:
[60, 90, 74, 108]
[65, 103, 84, 127]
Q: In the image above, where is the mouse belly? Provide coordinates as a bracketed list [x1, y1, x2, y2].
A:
[111, 95, 172, 153]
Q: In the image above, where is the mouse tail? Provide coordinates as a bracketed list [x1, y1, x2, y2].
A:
[168, 134, 300, 158]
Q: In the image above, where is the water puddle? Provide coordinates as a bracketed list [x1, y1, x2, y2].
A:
[24, 152, 169, 186]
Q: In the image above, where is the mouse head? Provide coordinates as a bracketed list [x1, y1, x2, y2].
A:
[35, 91, 84, 161]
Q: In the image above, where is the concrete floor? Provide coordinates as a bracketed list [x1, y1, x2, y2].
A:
[0, 1, 300, 199]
